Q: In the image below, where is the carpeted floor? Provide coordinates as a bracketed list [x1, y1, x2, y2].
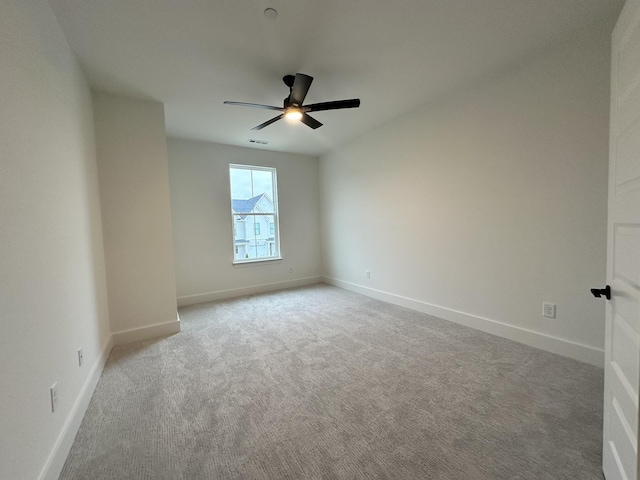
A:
[60, 284, 604, 479]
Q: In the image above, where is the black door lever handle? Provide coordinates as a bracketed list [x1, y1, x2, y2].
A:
[591, 285, 611, 300]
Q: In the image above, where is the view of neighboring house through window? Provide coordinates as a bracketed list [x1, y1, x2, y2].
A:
[229, 164, 280, 262]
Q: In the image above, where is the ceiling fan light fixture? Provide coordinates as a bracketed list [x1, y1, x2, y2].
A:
[284, 108, 303, 121]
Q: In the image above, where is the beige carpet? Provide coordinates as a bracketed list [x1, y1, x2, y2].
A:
[60, 284, 604, 479]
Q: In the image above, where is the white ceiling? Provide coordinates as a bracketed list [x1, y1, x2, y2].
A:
[48, 0, 624, 156]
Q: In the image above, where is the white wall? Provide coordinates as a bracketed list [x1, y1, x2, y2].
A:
[320, 24, 612, 366]
[167, 138, 322, 304]
[93, 92, 179, 342]
[0, 2, 111, 479]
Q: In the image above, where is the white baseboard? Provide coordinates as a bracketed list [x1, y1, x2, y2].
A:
[177, 276, 323, 306]
[112, 317, 181, 346]
[39, 334, 114, 480]
[323, 276, 604, 368]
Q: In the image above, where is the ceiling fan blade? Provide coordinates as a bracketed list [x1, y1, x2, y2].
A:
[305, 99, 360, 112]
[300, 113, 323, 129]
[290, 73, 313, 106]
[224, 101, 283, 111]
[251, 114, 284, 130]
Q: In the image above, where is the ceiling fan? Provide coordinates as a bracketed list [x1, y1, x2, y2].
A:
[224, 73, 360, 130]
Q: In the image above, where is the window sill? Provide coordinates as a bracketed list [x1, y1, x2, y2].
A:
[232, 257, 283, 267]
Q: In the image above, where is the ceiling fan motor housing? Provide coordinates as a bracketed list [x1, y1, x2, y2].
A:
[283, 75, 296, 88]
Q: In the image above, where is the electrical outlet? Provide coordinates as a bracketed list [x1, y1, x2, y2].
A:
[78, 348, 84, 367]
[543, 303, 556, 318]
[289, 267, 293, 274]
[50, 383, 58, 413]
[365, 270, 371, 279]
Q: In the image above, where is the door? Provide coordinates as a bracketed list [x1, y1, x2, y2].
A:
[602, 0, 640, 478]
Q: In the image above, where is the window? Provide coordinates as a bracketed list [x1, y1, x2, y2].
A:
[229, 164, 280, 262]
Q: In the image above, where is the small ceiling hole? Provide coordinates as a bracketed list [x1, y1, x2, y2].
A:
[264, 8, 278, 19]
